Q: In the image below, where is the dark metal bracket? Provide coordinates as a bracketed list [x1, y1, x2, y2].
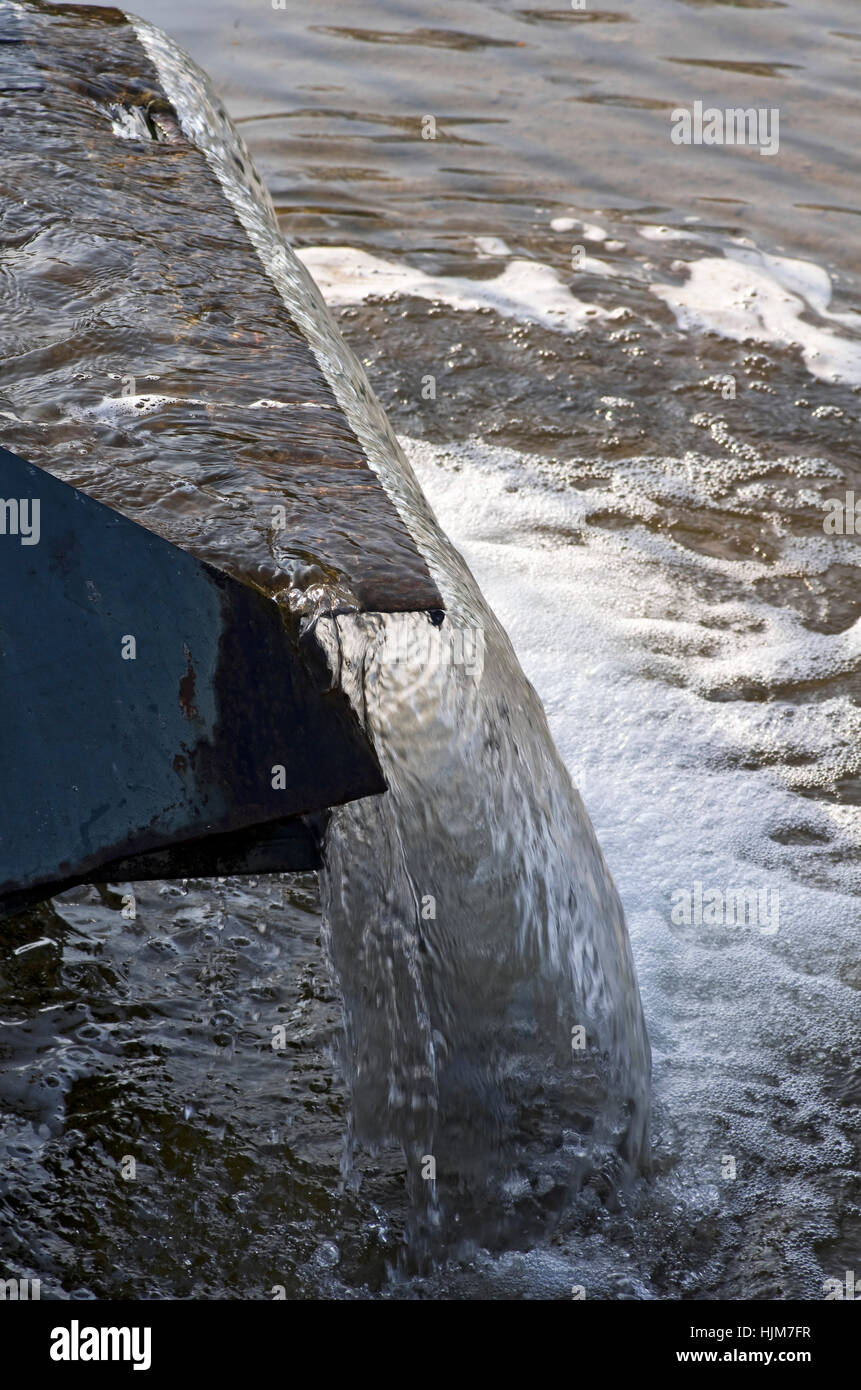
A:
[0, 446, 384, 920]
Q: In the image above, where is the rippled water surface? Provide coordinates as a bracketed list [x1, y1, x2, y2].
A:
[1, 0, 859, 1299]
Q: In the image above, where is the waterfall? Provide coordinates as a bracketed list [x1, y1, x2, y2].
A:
[133, 12, 651, 1252]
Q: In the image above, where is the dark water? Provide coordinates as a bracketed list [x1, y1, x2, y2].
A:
[1, 0, 859, 1299]
[130, 0, 861, 271]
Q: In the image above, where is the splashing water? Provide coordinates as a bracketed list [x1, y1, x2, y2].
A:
[129, 15, 651, 1252]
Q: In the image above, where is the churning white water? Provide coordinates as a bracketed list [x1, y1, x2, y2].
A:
[400, 433, 861, 1293]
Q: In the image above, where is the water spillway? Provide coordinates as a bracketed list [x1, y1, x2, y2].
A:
[0, 0, 650, 1252]
[0, 0, 434, 914]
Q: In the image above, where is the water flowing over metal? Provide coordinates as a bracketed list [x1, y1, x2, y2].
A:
[0, 0, 650, 1274]
[131, 9, 651, 1246]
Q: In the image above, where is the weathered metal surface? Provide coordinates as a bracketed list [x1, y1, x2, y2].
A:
[0, 444, 385, 917]
[0, 0, 443, 617]
[0, 815, 324, 920]
[0, 1, 452, 912]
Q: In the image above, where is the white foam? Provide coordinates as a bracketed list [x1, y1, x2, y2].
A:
[551, 216, 607, 241]
[106, 102, 152, 141]
[88, 392, 170, 417]
[298, 237, 861, 384]
[473, 235, 511, 258]
[295, 245, 610, 333]
[639, 224, 701, 243]
[402, 431, 861, 930]
[652, 247, 861, 383]
[401, 438, 861, 1279]
[82, 393, 335, 420]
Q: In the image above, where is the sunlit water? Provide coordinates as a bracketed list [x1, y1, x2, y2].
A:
[0, 0, 859, 1299]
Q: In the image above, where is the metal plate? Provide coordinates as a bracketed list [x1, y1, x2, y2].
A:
[0, 444, 385, 912]
[0, 0, 443, 616]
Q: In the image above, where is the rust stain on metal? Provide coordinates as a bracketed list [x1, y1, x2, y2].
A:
[178, 644, 200, 721]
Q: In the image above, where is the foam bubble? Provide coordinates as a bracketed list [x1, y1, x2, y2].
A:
[402, 435, 861, 1282]
[639, 224, 701, 243]
[652, 247, 861, 383]
[550, 216, 607, 241]
[295, 245, 610, 333]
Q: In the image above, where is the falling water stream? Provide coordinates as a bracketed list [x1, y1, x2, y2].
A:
[134, 15, 652, 1256]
